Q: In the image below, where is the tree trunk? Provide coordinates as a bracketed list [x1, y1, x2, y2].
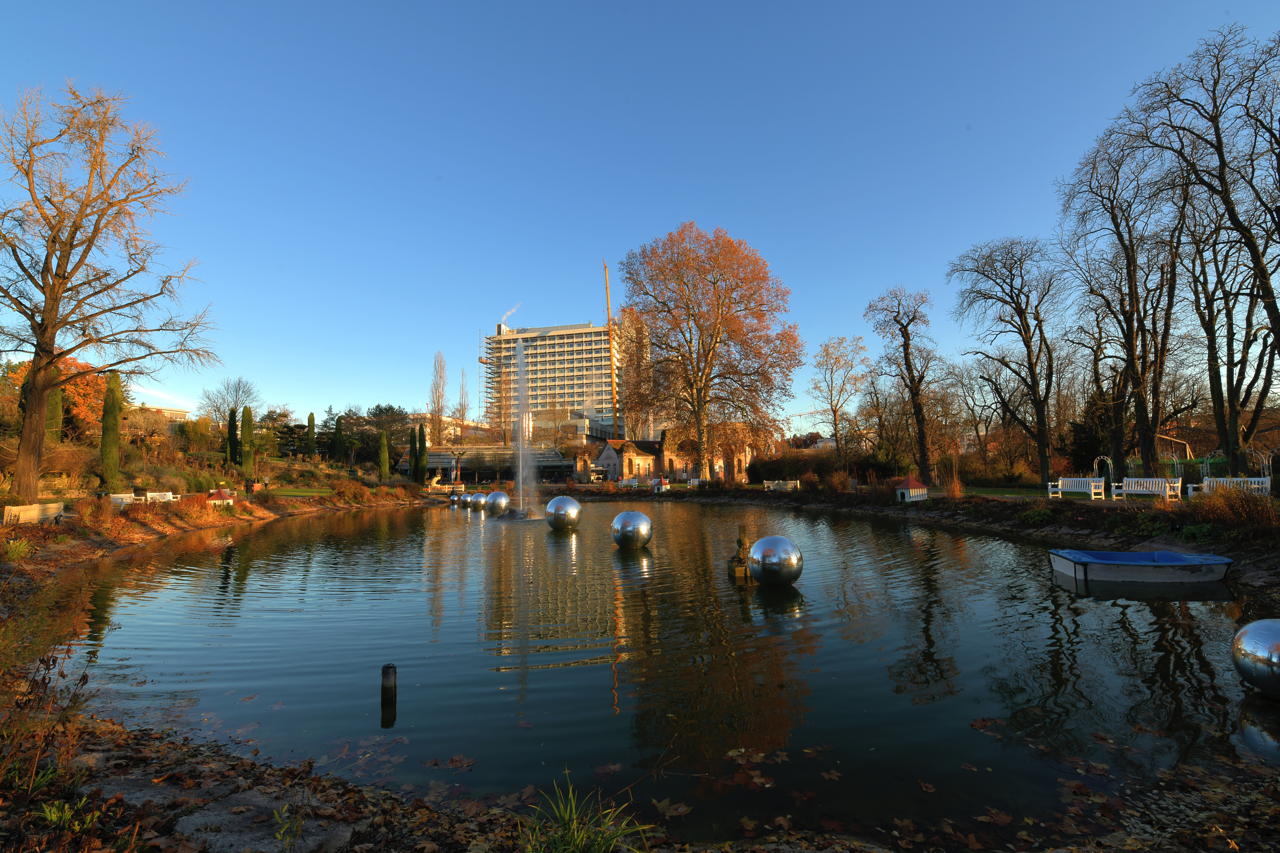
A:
[14, 361, 53, 502]
[910, 392, 932, 486]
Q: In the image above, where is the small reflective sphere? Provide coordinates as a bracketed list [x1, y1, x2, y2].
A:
[469, 492, 488, 511]
[1233, 619, 1280, 697]
[545, 496, 582, 531]
[485, 491, 510, 516]
[449, 493, 460, 506]
[610, 511, 652, 549]
[748, 536, 804, 586]
[457, 492, 471, 509]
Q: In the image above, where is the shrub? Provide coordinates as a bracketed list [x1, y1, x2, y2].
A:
[799, 472, 820, 492]
[1183, 489, 1280, 529]
[944, 476, 964, 500]
[332, 479, 372, 503]
[822, 471, 851, 493]
[1018, 507, 1054, 527]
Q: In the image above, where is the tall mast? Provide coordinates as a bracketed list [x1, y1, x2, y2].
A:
[603, 260, 620, 439]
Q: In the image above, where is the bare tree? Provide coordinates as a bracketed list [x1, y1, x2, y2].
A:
[944, 360, 999, 466]
[949, 238, 1062, 484]
[0, 86, 214, 499]
[1122, 27, 1280, 340]
[198, 376, 262, 423]
[429, 351, 447, 445]
[809, 336, 869, 466]
[621, 222, 802, 479]
[865, 288, 936, 484]
[1182, 189, 1277, 473]
[451, 368, 469, 427]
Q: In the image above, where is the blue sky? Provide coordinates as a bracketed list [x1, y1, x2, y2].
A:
[4, 2, 1278, 428]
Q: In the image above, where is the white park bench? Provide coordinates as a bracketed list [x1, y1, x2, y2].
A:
[1112, 477, 1181, 501]
[1186, 476, 1271, 497]
[3, 502, 65, 524]
[618, 478, 638, 488]
[109, 493, 137, 509]
[764, 480, 801, 492]
[1047, 477, 1106, 500]
[145, 491, 176, 503]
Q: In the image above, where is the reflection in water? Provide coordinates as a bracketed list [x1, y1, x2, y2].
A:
[1238, 693, 1280, 765]
[64, 503, 1249, 838]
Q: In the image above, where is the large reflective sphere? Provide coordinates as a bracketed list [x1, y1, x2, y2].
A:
[546, 496, 582, 531]
[485, 491, 510, 516]
[1233, 619, 1280, 697]
[610, 511, 652, 549]
[469, 492, 488, 511]
[748, 536, 804, 586]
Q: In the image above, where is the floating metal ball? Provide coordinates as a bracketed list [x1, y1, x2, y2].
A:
[485, 491, 510, 516]
[545, 496, 582, 531]
[748, 536, 804, 586]
[449, 493, 460, 505]
[1233, 619, 1280, 697]
[469, 492, 488, 511]
[1239, 694, 1280, 766]
[610, 511, 652, 549]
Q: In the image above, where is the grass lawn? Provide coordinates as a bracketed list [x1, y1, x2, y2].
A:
[959, 485, 1047, 499]
[265, 487, 334, 497]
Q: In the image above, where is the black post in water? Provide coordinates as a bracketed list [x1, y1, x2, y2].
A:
[380, 663, 397, 729]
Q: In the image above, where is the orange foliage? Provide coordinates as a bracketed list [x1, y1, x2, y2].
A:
[10, 358, 107, 433]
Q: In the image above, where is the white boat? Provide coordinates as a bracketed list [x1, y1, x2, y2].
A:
[1048, 549, 1232, 584]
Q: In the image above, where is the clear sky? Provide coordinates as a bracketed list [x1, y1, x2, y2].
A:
[4, 2, 1278, 427]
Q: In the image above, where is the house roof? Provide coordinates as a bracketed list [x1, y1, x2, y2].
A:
[889, 476, 928, 489]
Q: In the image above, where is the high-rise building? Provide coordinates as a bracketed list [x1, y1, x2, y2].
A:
[482, 322, 617, 432]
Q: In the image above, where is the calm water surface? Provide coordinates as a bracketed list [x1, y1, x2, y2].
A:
[70, 502, 1255, 839]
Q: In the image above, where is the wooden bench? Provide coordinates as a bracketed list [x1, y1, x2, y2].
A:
[108, 493, 137, 509]
[1187, 476, 1271, 497]
[1047, 477, 1106, 500]
[3, 502, 65, 525]
[764, 480, 801, 492]
[145, 491, 176, 503]
[1112, 477, 1181, 501]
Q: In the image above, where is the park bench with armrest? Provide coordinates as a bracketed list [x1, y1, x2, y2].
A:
[1185, 477, 1271, 497]
[1112, 477, 1181, 501]
[1046, 477, 1106, 500]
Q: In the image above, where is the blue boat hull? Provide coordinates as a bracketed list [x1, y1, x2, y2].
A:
[1048, 549, 1232, 584]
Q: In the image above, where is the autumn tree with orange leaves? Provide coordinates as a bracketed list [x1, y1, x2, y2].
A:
[0, 86, 213, 500]
[620, 222, 802, 480]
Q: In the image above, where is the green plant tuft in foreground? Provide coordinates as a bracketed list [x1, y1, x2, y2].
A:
[521, 773, 651, 853]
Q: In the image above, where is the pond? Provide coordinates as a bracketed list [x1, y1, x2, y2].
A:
[68, 501, 1258, 841]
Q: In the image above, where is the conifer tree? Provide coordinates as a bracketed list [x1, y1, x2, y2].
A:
[378, 430, 390, 481]
[100, 373, 123, 491]
[45, 386, 63, 443]
[227, 407, 239, 467]
[409, 429, 418, 482]
[330, 416, 344, 462]
[306, 412, 317, 457]
[416, 424, 428, 484]
[240, 406, 255, 479]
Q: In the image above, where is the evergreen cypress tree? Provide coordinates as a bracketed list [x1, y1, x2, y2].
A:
[45, 386, 63, 443]
[306, 412, 317, 457]
[227, 407, 239, 467]
[100, 373, 123, 491]
[330, 416, 344, 462]
[241, 406, 255, 479]
[378, 430, 390, 481]
[416, 424, 428, 484]
[409, 429, 418, 482]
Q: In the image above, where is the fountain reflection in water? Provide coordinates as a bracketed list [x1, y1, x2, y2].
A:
[513, 340, 538, 517]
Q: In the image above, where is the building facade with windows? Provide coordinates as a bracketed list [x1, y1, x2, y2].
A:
[482, 322, 618, 434]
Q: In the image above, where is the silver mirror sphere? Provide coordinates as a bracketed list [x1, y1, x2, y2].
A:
[485, 491, 510, 516]
[546, 496, 582, 531]
[611, 511, 652, 549]
[1233, 619, 1280, 697]
[469, 492, 488, 511]
[748, 536, 804, 586]
[449, 493, 460, 505]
